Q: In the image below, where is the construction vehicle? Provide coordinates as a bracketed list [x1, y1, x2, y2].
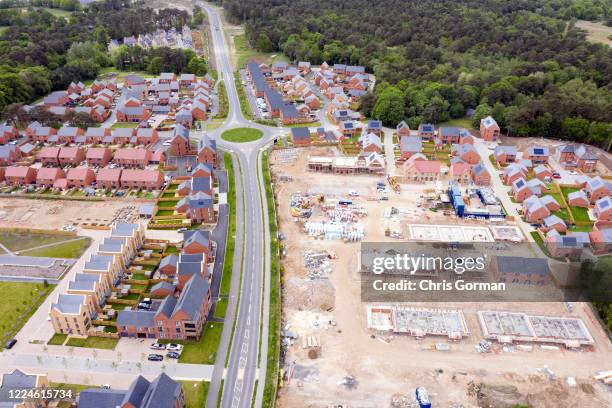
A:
[416, 387, 432, 408]
[387, 175, 400, 192]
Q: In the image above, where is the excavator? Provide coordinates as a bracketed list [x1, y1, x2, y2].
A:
[387, 175, 400, 193]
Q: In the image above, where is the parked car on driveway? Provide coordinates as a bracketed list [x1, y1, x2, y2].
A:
[167, 351, 181, 359]
[147, 354, 164, 361]
[166, 343, 184, 352]
[150, 342, 165, 350]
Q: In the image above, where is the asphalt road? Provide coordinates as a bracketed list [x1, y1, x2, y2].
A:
[197, 3, 284, 408]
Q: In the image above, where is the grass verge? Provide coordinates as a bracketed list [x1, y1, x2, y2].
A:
[47, 333, 68, 346]
[65, 336, 118, 350]
[221, 128, 263, 143]
[20, 237, 91, 259]
[160, 322, 223, 364]
[181, 381, 210, 408]
[261, 150, 281, 407]
[215, 80, 228, 119]
[220, 152, 236, 295]
[234, 71, 252, 120]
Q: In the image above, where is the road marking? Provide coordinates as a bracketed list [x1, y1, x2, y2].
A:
[244, 329, 249, 339]
[241, 342, 248, 353]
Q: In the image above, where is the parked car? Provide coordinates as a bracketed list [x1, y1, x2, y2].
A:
[147, 354, 164, 361]
[101, 384, 111, 389]
[5, 339, 17, 349]
[167, 351, 181, 359]
[150, 342, 165, 350]
[166, 343, 184, 352]
[552, 173, 561, 179]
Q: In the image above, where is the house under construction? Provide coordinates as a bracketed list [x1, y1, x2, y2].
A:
[307, 153, 385, 175]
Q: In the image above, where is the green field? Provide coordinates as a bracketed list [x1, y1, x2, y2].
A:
[0, 282, 55, 347]
[438, 117, 476, 132]
[576, 20, 612, 47]
[181, 381, 210, 408]
[0, 229, 77, 252]
[65, 336, 119, 350]
[161, 322, 223, 364]
[221, 128, 263, 143]
[20, 237, 91, 259]
[233, 34, 288, 69]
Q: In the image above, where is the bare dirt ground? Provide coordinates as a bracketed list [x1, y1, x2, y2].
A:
[271, 147, 612, 408]
[0, 198, 145, 230]
[575, 20, 612, 47]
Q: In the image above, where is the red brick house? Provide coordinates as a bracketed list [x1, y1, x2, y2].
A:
[0, 125, 19, 144]
[0, 145, 22, 166]
[594, 196, 612, 221]
[66, 167, 95, 188]
[291, 127, 311, 145]
[96, 167, 122, 189]
[5, 166, 37, 185]
[197, 137, 217, 166]
[170, 125, 192, 156]
[120, 169, 163, 190]
[31, 126, 57, 143]
[37, 147, 61, 166]
[57, 127, 84, 144]
[181, 230, 212, 256]
[494, 145, 517, 166]
[471, 163, 491, 186]
[479, 116, 500, 141]
[58, 147, 86, 166]
[36, 167, 65, 187]
[85, 127, 110, 144]
[116, 98, 151, 122]
[86, 147, 112, 167]
[114, 148, 151, 168]
[450, 162, 471, 185]
[533, 165, 552, 181]
[0, 167, 4, 182]
[567, 190, 589, 207]
[523, 146, 550, 164]
[585, 177, 609, 203]
[135, 128, 159, 145]
[451, 144, 480, 165]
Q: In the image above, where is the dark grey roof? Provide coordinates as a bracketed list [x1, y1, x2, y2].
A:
[0, 369, 37, 388]
[141, 373, 182, 408]
[191, 177, 211, 192]
[116, 310, 156, 328]
[291, 127, 310, 140]
[179, 253, 204, 263]
[173, 272, 209, 319]
[77, 389, 126, 408]
[121, 375, 150, 407]
[156, 295, 177, 318]
[52, 294, 84, 314]
[418, 123, 435, 132]
[177, 261, 202, 277]
[183, 230, 210, 247]
[495, 256, 549, 277]
[160, 254, 178, 269]
[150, 281, 175, 293]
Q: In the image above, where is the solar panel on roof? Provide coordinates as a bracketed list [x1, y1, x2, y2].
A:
[600, 200, 610, 209]
[533, 148, 544, 154]
[516, 180, 524, 188]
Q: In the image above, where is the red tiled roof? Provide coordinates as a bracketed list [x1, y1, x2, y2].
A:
[451, 162, 470, 176]
[59, 147, 83, 159]
[121, 169, 161, 182]
[413, 160, 441, 173]
[37, 147, 60, 158]
[114, 148, 150, 161]
[86, 147, 110, 160]
[97, 167, 122, 182]
[67, 166, 93, 181]
[37, 167, 64, 180]
[5, 166, 34, 177]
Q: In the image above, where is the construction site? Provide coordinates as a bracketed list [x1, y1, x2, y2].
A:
[269, 147, 612, 408]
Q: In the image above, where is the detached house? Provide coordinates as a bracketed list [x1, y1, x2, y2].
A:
[396, 121, 410, 137]
[291, 127, 311, 146]
[594, 196, 612, 221]
[555, 144, 599, 173]
[176, 192, 215, 223]
[567, 190, 589, 207]
[479, 116, 500, 141]
[523, 146, 550, 164]
[585, 176, 609, 203]
[399, 136, 423, 160]
[170, 124, 193, 156]
[471, 162, 491, 186]
[417, 123, 435, 141]
[450, 162, 471, 185]
[494, 145, 517, 166]
[197, 136, 217, 166]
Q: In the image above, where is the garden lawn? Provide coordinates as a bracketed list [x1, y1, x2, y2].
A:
[110, 122, 139, 129]
[20, 237, 91, 259]
[161, 322, 223, 364]
[570, 206, 592, 222]
[0, 282, 55, 347]
[161, 192, 176, 198]
[47, 333, 68, 346]
[181, 381, 209, 408]
[157, 200, 178, 208]
[156, 209, 175, 216]
[283, 121, 321, 128]
[0, 229, 76, 252]
[65, 336, 118, 350]
[221, 128, 263, 143]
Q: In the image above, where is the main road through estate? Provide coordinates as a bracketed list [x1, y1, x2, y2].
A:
[197, 3, 283, 408]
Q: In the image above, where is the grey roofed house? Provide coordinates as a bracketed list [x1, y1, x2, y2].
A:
[367, 120, 381, 130]
[198, 134, 216, 152]
[113, 222, 139, 237]
[124, 74, 145, 84]
[272, 61, 288, 70]
[177, 261, 202, 277]
[396, 120, 409, 131]
[439, 126, 461, 137]
[150, 281, 175, 294]
[84, 254, 114, 271]
[137, 127, 156, 138]
[526, 146, 549, 156]
[400, 135, 422, 154]
[494, 256, 549, 277]
[183, 229, 210, 248]
[576, 145, 597, 160]
[494, 145, 517, 158]
[298, 61, 310, 68]
[98, 237, 124, 253]
[85, 127, 107, 137]
[43, 90, 68, 105]
[0, 145, 19, 159]
[68, 273, 100, 292]
[191, 176, 211, 192]
[192, 162, 213, 175]
[121, 375, 150, 407]
[533, 164, 549, 175]
[180, 191, 213, 210]
[139, 372, 183, 408]
[418, 123, 435, 133]
[179, 253, 204, 263]
[291, 127, 310, 141]
[51, 293, 85, 314]
[173, 272, 209, 320]
[160, 254, 178, 269]
[543, 214, 566, 228]
[77, 388, 127, 408]
[472, 162, 487, 176]
[112, 127, 135, 138]
[156, 295, 177, 318]
[346, 65, 365, 74]
[586, 176, 606, 191]
[116, 309, 156, 328]
[567, 190, 588, 202]
[450, 156, 465, 165]
[0, 369, 38, 388]
[595, 196, 611, 213]
[540, 195, 559, 208]
[281, 102, 299, 118]
[176, 108, 193, 122]
[452, 143, 477, 156]
[18, 143, 35, 155]
[173, 123, 190, 141]
[120, 106, 146, 116]
[180, 73, 196, 82]
[324, 130, 337, 142]
[333, 63, 346, 71]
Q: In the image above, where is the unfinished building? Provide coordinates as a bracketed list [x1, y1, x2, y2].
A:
[477, 310, 594, 348]
[367, 305, 469, 340]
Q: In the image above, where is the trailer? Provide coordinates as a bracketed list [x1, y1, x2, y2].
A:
[416, 387, 432, 408]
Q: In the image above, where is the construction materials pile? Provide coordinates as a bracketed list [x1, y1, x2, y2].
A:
[290, 192, 323, 218]
[475, 339, 492, 353]
[304, 221, 365, 241]
[303, 249, 335, 280]
[321, 201, 367, 223]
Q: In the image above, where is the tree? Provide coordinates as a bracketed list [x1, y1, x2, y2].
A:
[372, 86, 404, 125]
[256, 33, 274, 52]
[422, 96, 450, 124]
[358, 91, 376, 117]
[471, 103, 493, 129]
[187, 57, 208, 76]
[146, 57, 162, 75]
